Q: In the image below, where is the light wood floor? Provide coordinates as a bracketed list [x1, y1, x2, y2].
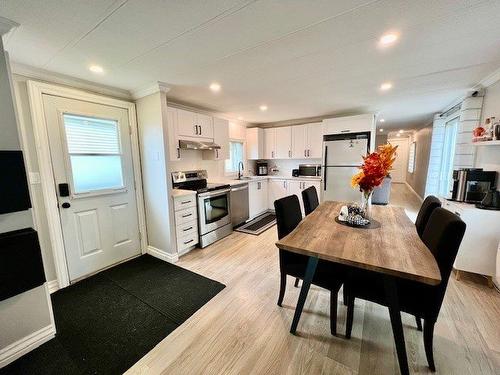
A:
[127, 184, 500, 374]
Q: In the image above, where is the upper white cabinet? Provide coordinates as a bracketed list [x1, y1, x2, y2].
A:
[291, 123, 323, 159]
[264, 128, 276, 159]
[265, 127, 292, 159]
[177, 108, 214, 139]
[203, 117, 229, 160]
[167, 106, 181, 161]
[322, 114, 375, 135]
[246, 128, 264, 160]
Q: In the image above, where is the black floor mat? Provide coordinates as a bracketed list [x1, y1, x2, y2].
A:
[235, 212, 276, 235]
[1, 255, 225, 375]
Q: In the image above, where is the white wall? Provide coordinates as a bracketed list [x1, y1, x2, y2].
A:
[0, 40, 54, 365]
[477, 80, 500, 181]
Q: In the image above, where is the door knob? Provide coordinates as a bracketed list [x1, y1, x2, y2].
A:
[61, 202, 71, 209]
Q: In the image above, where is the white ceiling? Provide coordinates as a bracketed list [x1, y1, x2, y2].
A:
[2, 0, 500, 129]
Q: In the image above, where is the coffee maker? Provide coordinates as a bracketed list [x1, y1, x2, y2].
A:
[450, 168, 497, 203]
[256, 161, 268, 176]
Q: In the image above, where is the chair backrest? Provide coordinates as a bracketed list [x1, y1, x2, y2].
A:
[301, 186, 319, 216]
[415, 195, 441, 237]
[421, 207, 466, 316]
[274, 195, 302, 240]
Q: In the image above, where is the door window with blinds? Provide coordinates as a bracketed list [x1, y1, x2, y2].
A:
[62, 114, 124, 195]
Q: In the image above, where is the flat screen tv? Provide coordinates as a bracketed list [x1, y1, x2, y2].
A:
[0, 150, 32, 214]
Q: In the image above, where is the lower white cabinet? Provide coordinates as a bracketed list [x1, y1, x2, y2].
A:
[248, 180, 268, 219]
[268, 179, 321, 214]
[172, 192, 199, 254]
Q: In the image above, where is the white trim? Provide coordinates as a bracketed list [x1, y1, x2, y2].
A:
[130, 81, 171, 100]
[178, 246, 194, 257]
[12, 63, 132, 100]
[478, 66, 500, 88]
[0, 16, 19, 35]
[147, 245, 179, 263]
[405, 182, 424, 202]
[26, 81, 148, 288]
[47, 280, 60, 294]
[0, 324, 56, 369]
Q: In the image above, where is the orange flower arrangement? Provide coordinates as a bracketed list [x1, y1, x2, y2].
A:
[351, 143, 398, 194]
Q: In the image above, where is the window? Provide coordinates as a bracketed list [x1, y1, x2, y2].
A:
[438, 116, 459, 197]
[63, 114, 124, 194]
[408, 142, 416, 173]
[225, 141, 244, 174]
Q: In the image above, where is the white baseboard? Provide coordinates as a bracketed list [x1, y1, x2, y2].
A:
[147, 245, 178, 263]
[178, 245, 195, 257]
[0, 324, 56, 369]
[47, 280, 59, 294]
[405, 182, 424, 202]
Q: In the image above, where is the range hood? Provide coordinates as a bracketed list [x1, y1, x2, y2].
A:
[179, 139, 221, 150]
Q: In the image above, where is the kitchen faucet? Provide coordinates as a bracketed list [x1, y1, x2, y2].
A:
[238, 161, 244, 179]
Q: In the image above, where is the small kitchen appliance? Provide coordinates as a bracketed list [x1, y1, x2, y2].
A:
[298, 164, 321, 177]
[256, 161, 268, 176]
[450, 168, 497, 203]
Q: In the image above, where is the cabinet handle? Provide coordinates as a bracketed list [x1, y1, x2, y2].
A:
[272, 151, 274, 158]
[216, 149, 218, 158]
[177, 149, 181, 159]
[288, 150, 291, 158]
[307, 149, 310, 157]
[182, 226, 193, 232]
[341, 129, 350, 133]
[304, 150, 306, 157]
[181, 200, 191, 204]
[183, 239, 194, 245]
[194, 125, 198, 135]
[199, 125, 202, 135]
[182, 213, 192, 218]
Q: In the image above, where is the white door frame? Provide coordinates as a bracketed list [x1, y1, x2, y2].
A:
[27, 80, 148, 289]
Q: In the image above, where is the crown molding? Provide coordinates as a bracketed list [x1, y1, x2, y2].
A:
[130, 81, 170, 99]
[478, 66, 500, 88]
[0, 16, 19, 36]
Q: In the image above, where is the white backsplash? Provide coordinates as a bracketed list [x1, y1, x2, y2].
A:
[250, 158, 322, 178]
[169, 149, 225, 178]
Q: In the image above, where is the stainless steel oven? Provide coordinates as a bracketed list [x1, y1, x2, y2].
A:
[197, 188, 232, 247]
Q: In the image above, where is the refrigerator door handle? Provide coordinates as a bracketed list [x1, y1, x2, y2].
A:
[323, 168, 327, 190]
[324, 145, 328, 167]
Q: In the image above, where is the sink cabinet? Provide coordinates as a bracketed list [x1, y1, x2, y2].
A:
[248, 180, 268, 220]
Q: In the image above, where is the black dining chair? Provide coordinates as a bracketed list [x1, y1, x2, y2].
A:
[415, 195, 441, 238]
[301, 186, 319, 216]
[274, 195, 345, 335]
[344, 208, 466, 371]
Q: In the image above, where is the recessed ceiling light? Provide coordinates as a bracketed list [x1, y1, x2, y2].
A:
[379, 118, 385, 123]
[237, 116, 244, 120]
[380, 82, 393, 91]
[398, 129, 403, 133]
[89, 65, 104, 74]
[259, 105, 268, 111]
[396, 133, 401, 137]
[379, 128, 384, 132]
[209, 82, 221, 92]
[379, 33, 398, 46]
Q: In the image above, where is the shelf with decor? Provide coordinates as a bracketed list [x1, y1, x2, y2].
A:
[472, 140, 500, 146]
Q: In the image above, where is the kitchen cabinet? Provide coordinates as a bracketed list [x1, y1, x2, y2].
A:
[167, 106, 181, 161]
[177, 108, 214, 139]
[275, 127, 292, 158]
[290, 123, 324, 159]
[322, 114, 374, 135]
[287, 180, 321, 215]
[264, 128, 276, 159]
[203, 117, 229, 160]
[268, 179, 288, 209]
[246, 128, 264, 160]
[248, 180, 268, 219]
[265, 127, 291, 159]
[172, 192, 199, 254]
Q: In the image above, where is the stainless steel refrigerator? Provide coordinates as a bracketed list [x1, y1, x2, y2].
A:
[322, 133, 370, 202]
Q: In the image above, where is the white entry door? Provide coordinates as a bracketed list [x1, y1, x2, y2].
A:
[43, 94, 141, 281]
[389, 138, 409, 183]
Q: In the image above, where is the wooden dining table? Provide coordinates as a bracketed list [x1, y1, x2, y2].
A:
[275, 201, 442, 375]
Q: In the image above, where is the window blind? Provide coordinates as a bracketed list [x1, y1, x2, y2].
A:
[64, 114, 121, 155]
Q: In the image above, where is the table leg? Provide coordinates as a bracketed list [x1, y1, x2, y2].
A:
[384, 276, 409, 375]
[290, 256, 318, 334]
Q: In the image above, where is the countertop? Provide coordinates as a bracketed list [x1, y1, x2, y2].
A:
[209, 175, 322, 187]
[171, 188, 196, 198]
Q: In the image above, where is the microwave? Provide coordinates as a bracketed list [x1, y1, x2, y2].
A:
[298, 164, 321, 177]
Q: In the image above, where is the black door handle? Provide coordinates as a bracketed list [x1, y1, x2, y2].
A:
[61, 202, 71, 209]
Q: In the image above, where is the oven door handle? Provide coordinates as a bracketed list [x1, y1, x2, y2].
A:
[197, 188, 231, 198]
